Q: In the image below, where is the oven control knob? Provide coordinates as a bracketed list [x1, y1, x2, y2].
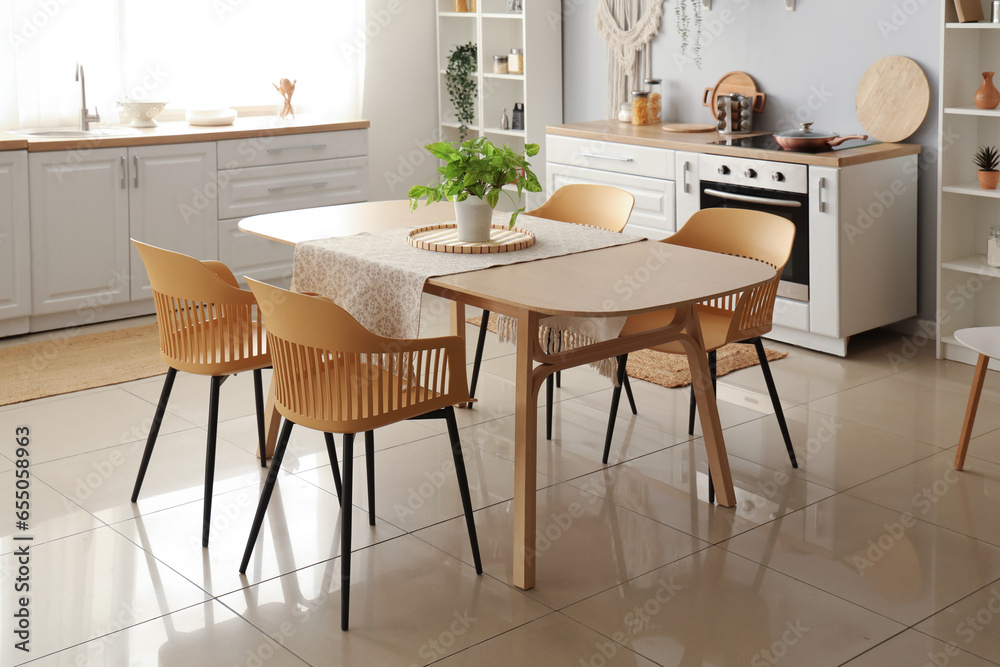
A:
[744, 168, 757, 179]
[773, 172, 786, 182]
[717, 165, 730, 176]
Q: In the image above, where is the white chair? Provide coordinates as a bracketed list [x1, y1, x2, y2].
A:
[954, 327, 1000, 470]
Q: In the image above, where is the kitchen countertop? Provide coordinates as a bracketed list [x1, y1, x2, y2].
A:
[0, 116, 369, 152]
[547, 120, 921, 167]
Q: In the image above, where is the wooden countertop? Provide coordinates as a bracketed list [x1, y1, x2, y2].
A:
[0, 116, 369, 153]
[547, 120, 921, 167]
[0, 136, 28, 151]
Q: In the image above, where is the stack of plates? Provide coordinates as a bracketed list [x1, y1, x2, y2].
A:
[185, 108, 238, 126]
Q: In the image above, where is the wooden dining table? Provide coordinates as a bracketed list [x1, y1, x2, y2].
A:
[239, 200, 775, 590]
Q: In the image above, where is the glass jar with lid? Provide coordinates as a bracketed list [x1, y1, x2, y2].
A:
[643, 78, 663, 123]
[989, 227, 1000, 267]
[617, 101, 633, 123]
[493, 55, 508, 74]
[508, 48, 523, 74]
[631, 90, 650, 125]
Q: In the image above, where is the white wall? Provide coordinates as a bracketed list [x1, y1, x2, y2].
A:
[363, 0, 443, 202]
[563, 0, 940, 323]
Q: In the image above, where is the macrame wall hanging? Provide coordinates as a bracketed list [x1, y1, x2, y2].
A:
[596, 0, 664, 119]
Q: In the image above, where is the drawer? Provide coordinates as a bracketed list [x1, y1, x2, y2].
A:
[219, 218, 294, 286]
[547, 135, 674, 180]
[773, 296, 810, 332]
[547, 163, 675, 234]
[218, 156, 368, 219]
[217, 129, 368, 169]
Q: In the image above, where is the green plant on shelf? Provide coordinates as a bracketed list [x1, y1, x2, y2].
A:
[974, 145, 999, 172]
[446, 42, 478, 140]
[407, 137, 542, 227]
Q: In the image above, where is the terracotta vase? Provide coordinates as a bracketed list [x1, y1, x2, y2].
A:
[979, 170, 1000, 190]
[975, 72, 1000, 110]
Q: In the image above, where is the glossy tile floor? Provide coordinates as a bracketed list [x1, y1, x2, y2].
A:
[4, 303, 1000, 665]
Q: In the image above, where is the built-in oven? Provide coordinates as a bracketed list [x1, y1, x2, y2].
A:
[697, 154, 810, 302]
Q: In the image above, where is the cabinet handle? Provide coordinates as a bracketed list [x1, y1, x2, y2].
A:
[266, 144, 327, 153]
[579, 152, 634, 162]
[133, 155, 139, 188]
[682, 160, 690, 194]
[120, 156, 126, 189]
[818, 177, 826, 213]
[268, 181, 328, 192]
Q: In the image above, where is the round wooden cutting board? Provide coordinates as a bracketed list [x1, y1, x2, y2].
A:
[856, 55, 930, 143]
[662, 123, 717, 133]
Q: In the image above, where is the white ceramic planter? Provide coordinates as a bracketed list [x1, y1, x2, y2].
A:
[454, 196, 494, 243]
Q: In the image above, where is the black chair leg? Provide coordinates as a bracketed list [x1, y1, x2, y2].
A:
[365, 430, 376, 526]
[253, 369, 267, 467]
[132, 367, 177, 502]
[241, 419, 295, 573]
[444, 407, 483, 574]
[323, 433, 343, 504]
[546, 375, 554, 440]
[341, 433, 355, 631]
[602, 354, 631, 465]
[469, 310, 491, 401]
[556, 371, 561, 388]
[751, 338, 798, 468]
[622, 371, 638, 416]
[689, 350, 718, 436]
[202, 375, 223, 547]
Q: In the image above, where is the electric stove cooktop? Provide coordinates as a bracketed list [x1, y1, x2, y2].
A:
[710, 134, 878, 153]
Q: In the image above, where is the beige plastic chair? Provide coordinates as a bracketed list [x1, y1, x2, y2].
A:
[130, 240, 271, 547]
[602, 208, 798, 500]
[470, 184, 637, 438]
[239, 278, 482, 631]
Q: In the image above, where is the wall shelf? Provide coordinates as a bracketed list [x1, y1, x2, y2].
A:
[943, 183, 1000, 198]
[941, 255, 1000, 277]
[944, 106, 1000, 116]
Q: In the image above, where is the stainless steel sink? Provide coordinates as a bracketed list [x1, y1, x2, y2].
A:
[17, 127, 141, 138]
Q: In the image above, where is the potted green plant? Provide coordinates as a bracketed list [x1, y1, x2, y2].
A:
[975, 145, 1000, 190]
[408, 137, 542, 242]
[446, 42, 478, 140]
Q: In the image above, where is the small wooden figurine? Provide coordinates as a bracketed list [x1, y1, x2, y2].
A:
[273, 78, 296, 119]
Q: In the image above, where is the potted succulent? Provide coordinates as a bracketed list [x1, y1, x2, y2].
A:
[976, 145, 1000, 190]
[408, 137, 542, 243]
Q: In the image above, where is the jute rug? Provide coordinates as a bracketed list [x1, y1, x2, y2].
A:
[468, 314, 787, 388]
[0, 323, 165, 407]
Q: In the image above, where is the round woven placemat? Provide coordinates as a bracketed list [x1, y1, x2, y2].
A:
[408, 224, 535, 254]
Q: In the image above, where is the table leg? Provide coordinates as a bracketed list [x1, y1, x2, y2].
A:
[677, 306, 736, 507]
[450, 301, 470, 407]
[263, 378, 281, 459]
[513, 310, 541, 590]
[956, 353, 990, 471]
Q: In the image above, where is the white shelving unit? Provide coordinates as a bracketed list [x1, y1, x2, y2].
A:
[434, 0, 562, 209]
[937, 0, 1000, 364]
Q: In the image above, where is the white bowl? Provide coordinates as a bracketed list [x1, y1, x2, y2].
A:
[185, 108, 237, 126]
[119, 100, 167, 128]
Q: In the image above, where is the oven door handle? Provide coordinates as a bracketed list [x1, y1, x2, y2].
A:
[702, 188, 803, 208]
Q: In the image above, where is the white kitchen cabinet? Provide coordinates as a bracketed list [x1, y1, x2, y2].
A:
[29, 147, 130, 318]
[675, 151, 701, 229]
[216, 130, 369, 285]
[768, 157, 917, 356]
[546, 135, 675, 239]
[128, 142, 218, 300]
[0, 151, 30, 336]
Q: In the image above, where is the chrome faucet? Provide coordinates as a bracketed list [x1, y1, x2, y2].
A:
[75, 62, 100, 131]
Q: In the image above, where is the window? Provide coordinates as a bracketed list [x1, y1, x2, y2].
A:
[1, 0, 364, 130]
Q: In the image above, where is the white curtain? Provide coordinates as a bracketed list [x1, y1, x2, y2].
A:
[0, 0, 365, 130]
